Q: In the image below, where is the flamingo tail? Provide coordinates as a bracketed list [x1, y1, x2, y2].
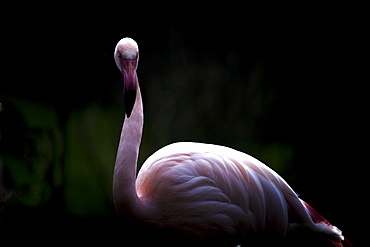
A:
[301, 199, 352, 247]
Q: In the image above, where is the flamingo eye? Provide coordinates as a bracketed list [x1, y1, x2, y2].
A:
[117, 52, 121, 57]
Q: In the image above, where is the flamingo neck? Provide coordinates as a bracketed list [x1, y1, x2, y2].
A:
[113, 84, 145, 218]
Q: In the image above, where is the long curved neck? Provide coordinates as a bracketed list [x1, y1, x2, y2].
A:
[113, 84, 145, 218]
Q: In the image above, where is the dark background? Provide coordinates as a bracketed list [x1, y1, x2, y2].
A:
[0, 4, 367, 247]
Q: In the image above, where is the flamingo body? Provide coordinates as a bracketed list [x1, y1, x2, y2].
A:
[136, 142, 343, 245]
[112, 38, 346, 247]
[137, 142, 291, 237]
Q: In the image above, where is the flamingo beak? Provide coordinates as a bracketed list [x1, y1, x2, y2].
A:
[120, 58, 138, 118]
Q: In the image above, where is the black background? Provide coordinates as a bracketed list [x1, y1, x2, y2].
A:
[1, 4, 367, 247]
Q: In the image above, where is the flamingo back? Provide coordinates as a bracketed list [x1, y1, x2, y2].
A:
[136, 142, 344, 245]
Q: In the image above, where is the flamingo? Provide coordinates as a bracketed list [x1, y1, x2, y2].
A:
[112, 37, 347, 247]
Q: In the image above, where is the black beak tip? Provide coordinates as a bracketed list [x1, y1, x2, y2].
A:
[124, 89, 136, 118]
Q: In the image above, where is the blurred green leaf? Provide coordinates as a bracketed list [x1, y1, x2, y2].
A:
[64, 105, 121, 216]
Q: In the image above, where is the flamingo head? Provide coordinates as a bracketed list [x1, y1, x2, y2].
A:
[114, 37, 139, 117]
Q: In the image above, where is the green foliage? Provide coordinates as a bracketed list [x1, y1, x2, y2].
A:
[3, 99, 62, 207]
[2, 99, 122, 215]
[64, 105, 120, 215]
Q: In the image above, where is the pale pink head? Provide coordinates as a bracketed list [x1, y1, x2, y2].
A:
[114, 37, 139, 117]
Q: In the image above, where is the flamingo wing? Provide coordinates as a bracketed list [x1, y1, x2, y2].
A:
[136, 142, 344, 245]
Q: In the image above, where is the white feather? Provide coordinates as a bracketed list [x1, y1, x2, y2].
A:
[136, 142, 298, 238]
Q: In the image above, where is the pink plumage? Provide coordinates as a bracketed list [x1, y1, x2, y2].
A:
[112, 37, 347, 246]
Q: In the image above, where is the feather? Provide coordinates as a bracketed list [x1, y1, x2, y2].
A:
[136, 142, 294, 238]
